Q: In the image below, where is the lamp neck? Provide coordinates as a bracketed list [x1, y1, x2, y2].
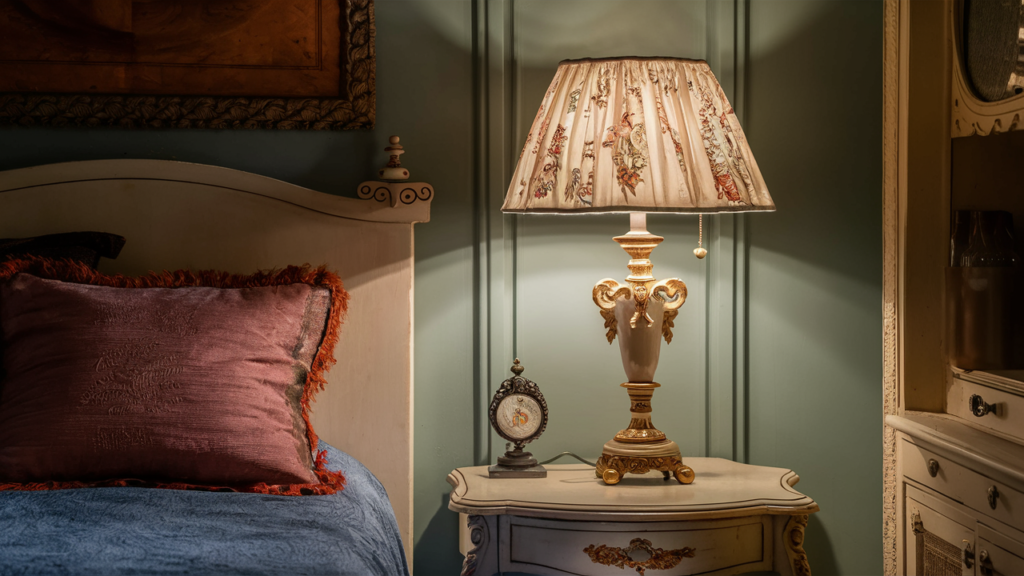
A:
[615, 214, 662, 283]
[629, 212, 648, 234]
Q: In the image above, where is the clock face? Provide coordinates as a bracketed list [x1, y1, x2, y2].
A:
[496, 394, 543, 441]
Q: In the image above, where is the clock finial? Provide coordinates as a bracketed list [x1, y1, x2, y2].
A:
[511, 358, 524, 376]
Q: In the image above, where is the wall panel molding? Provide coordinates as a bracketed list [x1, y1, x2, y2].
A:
[706, 0, 750, 462]
[475, 0, 518, 467]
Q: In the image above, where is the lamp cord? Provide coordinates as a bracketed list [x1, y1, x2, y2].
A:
[539, 452, 596, 467]
[698, 214, 703, 248]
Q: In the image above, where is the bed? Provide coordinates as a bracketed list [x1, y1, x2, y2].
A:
[0, 160, 428, 575]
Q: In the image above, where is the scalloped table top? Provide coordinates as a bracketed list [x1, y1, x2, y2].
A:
[447, 458, 819, 523]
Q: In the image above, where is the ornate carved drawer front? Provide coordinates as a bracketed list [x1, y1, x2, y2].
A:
[949, 376, 1024, 444]
[501, 515, 772, 576]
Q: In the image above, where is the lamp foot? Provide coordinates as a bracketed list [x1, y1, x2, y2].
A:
[596, 454, 694, 485]
[595, 439, 695, 485]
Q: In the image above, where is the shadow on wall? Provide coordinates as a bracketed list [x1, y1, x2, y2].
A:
[414, 492, 467, 575]
[744, 1, 882, 576]
[806, 514, 837, 576]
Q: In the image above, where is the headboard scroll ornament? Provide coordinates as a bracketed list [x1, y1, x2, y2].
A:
[358, 136, 434, 208]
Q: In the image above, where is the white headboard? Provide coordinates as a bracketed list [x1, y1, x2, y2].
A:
[0, 159, 428, 563]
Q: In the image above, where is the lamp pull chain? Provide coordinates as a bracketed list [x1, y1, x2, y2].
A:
[694, 215, 708, 259]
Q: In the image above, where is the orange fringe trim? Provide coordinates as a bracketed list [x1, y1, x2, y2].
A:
[0, 256, 350, 496]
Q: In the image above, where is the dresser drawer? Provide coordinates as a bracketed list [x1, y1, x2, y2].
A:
[949, 376, 1024, 443]
[904, 440, 1024, 531]
[903, 440, 968, 502]
[978, 523, 1024, 576]
[978, 536, 1024, 576]
[501, 515, 772, 576]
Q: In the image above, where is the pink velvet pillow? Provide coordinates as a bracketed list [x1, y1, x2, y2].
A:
[0, 257, 348, 495]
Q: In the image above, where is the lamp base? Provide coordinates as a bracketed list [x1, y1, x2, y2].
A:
[594, 381, 696, 486]
[596, 439, 695, 485]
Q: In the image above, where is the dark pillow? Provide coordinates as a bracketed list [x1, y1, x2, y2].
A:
[0, 232, 125, 268]
[0, 257, 348, 496]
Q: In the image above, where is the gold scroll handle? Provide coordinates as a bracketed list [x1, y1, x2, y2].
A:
[583, 538, 695, 576]
[593, 278, 687, 344]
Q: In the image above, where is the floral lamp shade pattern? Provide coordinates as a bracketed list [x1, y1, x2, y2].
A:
[501, 57, 774, 214]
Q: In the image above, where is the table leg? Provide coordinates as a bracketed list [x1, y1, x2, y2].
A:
[782, 514, 811, 576]
[460, 514, 498, 576]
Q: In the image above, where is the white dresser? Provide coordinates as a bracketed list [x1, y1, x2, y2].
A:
[447, 459, 818, 576]
[888, 369, 1024, 575]
[880, 0, 1024, 573]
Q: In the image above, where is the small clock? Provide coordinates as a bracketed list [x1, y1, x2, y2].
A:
[488, 359, 548, 478]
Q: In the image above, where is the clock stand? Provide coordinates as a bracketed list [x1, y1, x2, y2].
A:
[488, 360, 548, 479]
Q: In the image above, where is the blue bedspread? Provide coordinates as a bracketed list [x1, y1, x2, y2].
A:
[0, 443, 408, 576]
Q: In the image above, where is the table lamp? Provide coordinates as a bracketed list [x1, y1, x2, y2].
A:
[501, 57, 774, 485]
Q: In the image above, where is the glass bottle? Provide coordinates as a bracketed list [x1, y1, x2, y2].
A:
[993, 211, 1020, 267]
[950, 210, 971, 266]
[961, 211, 1016, 267]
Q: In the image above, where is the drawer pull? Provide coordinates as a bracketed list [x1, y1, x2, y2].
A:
[927, 459, 940, 477]
[988, 485, 1000, 509]
[583, 538, 695, 575]
[963, 541, 975, 569]
[980, 549, 993, 576]
[970, 394, 998, 417]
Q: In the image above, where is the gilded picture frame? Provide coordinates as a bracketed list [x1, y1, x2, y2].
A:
[0, 0, 375, 130]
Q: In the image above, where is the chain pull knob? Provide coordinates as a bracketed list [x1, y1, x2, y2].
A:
[927, 459, 940, 477]
[693, 215, 707, 259]
[971, 394, 998, 417]
[988, 485, 1000, 510]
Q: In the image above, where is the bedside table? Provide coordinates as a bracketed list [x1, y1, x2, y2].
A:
[447, 459, 818, 576]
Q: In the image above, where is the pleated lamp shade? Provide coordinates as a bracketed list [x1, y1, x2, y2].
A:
[501, 57, 774, 214]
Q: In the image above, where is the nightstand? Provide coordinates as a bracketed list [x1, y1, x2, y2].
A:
[447, 459, 818, 576]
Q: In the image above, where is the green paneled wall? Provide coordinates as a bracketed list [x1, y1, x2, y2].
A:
[745, 2, 883, 575]
[0, 1, 882, 574]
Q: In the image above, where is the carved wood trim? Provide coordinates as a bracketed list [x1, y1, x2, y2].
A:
[950, 0, 1024, 137]
[0, 0, 375, 130]
[461, 514, 489, 576]
[784, 514, 812, 576]
[358, 182, 434, 208]
[881, 0, 901, 574]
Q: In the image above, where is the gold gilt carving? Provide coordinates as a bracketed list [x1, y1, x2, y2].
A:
[615, 427, 666, 442]
[614, 383, 666, 444]
[662, 310, 678, 344]
[583, 538, 695, 576]
[783, 514, 812, 576]
[596, 455, 695, 485]
[594, 279, 632, 343]
[592, 277, 686, 343]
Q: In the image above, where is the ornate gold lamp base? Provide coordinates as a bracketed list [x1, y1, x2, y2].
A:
[594, 382, 695, 485]
[592, 214, 695, 487]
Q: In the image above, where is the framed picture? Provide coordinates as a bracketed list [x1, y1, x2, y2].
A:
[0, 0, 374, 129]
